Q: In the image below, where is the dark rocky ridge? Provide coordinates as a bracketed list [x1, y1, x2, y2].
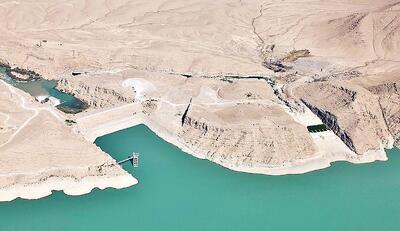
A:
[302, 100, 357, 152]
[297, 81, 394, 154]
[0, 62, 40, 82]
[57, 78, 135, 108]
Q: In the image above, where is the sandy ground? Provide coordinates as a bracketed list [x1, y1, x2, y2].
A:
[0, 81, 137, 201]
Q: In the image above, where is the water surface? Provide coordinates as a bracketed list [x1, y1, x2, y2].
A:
[0, 67, 86, 113]
[0, 124, 399, 231]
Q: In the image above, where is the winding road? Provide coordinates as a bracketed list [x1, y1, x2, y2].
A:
[0, 80, 63, 148]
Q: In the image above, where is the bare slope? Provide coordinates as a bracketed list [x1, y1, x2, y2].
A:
[0, 81, 136, 201]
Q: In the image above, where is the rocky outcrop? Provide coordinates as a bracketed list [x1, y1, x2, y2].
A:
[0, 63, 41, 82]
[183, 115, 226, 134]
[302, 100, 356, 151]
[297, 81, 393, 154]
[367, 81, 400, 147]
[58, 78, 135, 108]
[175, 104, 317, 167]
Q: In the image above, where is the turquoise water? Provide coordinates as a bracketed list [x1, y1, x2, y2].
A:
[0, 67, 86, 113]
[1, 124, 399, 231]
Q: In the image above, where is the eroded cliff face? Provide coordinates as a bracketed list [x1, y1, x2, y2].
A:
[301, 101, 357, 151]
[178, 107, 316, 167]
[296, 81, 394, 154]
[138, 77, 318, 171]
[58, 78, 135, 108]
[367, 81, 400, 147]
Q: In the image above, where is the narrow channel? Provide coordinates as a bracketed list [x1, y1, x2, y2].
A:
[0, 66, 87, 114]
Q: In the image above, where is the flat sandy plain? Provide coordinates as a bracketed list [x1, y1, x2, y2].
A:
[0, 0, 399, 200]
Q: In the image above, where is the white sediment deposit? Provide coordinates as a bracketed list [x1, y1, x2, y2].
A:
[0, 0, 399, 200]
[0, 174, 137, 202]
[36, 95, 61, 106]
[122, 78, 157, 100]
[35, 95, 48, 103]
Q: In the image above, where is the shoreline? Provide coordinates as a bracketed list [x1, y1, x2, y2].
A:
[79, 109, 392, 176]
[0, 82, 138, 202]
[0, 86, 394, 202]
[0, 173, 137, 202]
[144, 119, 390, 175]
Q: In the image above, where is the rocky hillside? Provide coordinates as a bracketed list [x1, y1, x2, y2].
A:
[296, 79, 396, 154]
[178, 103, 316, 167]
[58, 78, 135, 109]
[363, 78, 400, 147]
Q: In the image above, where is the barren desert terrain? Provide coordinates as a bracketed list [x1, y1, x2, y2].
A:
[0, 0, 399, 200]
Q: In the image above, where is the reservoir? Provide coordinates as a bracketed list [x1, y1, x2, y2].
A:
[0, 124, 399, 230]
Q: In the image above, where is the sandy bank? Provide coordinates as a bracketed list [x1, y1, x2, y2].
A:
[0, 174, 137, 202]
